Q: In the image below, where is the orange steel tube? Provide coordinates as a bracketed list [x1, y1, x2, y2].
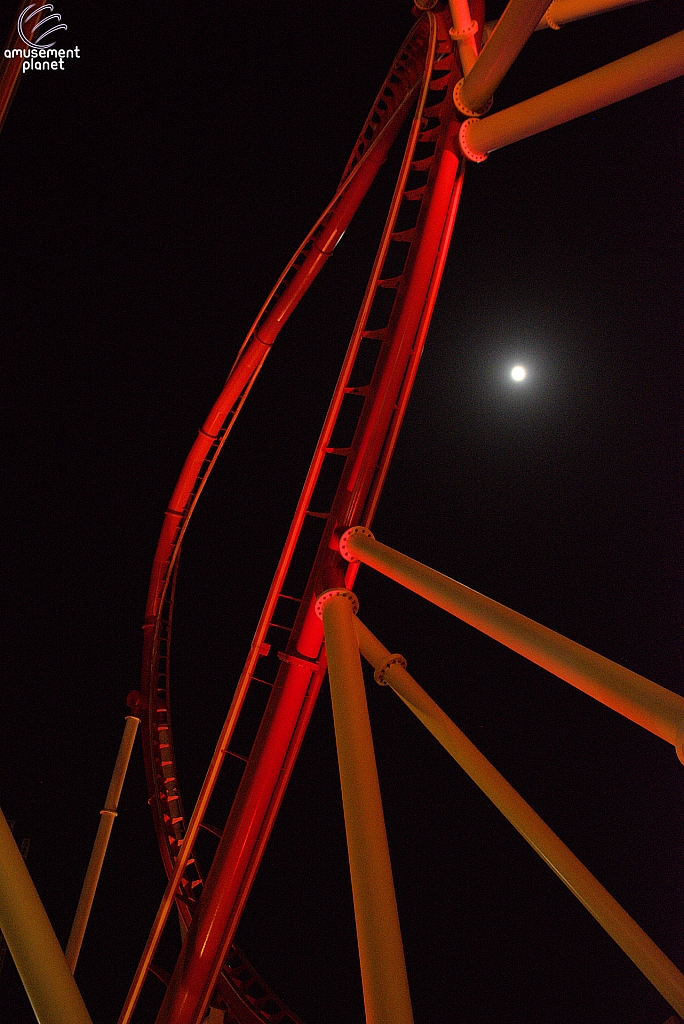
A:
[66, 716, 140, 973]
[340, 529, 684, 755]
[321, 591, 414, 1024]
[461, 29, 684, 157]
[459, 0, 552, 113]
[535, 0, 649, 30]
[448, 0, 479, 75]
[0, 805, 93, 1024]
[353, 618, 684, 1020]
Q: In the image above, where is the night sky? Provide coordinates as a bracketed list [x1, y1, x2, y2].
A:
[1, 2, 683, 1023]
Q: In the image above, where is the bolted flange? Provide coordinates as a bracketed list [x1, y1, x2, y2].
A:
[339, 525, 375, 563]
[676, 722, 684, 767]
[449, 19, 478, 41]
[458, 118, 488, 162]
[452, 77, 493, 118]
[374, 654, 407, 686]
[541, 3, 561, 30]
[315, 588, 359, 620]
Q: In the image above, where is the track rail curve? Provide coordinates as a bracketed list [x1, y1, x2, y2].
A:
[129, 15, 434, 1024]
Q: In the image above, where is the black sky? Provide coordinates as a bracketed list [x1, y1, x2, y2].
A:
[1, 2, 683, 1023]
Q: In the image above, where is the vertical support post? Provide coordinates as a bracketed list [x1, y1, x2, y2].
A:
[0, 804, 93, 1024]
[65, 715, 140, 973]
[448, 0, 479, 75]
[317, 588, 414, 1024]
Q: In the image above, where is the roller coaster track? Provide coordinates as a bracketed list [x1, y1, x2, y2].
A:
[127, 9, 486, 1022]
[137, 12, 430, 893]
[1, 2, 682, 1023]
[120, 1, 684, 1020]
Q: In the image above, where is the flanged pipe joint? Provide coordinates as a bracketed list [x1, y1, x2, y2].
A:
[338, 525, 375, 564]
[315, 587, 359, 619]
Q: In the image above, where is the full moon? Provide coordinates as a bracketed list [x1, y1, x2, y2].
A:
[511, 365, 527, 381]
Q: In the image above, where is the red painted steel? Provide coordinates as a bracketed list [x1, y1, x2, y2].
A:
[139, 16, 430, 893]
[133, 17, 434, 1024]
[125, 2, 492, 1020]
[0, 4, 38, 134]
[153, 3, 488, 1019]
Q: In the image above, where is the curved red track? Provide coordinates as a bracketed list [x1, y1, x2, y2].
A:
[131, 5, 486, 1023]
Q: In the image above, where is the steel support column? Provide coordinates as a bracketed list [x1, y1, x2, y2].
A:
[456, 0, 552, 114]
[447, 0, 479, 75]
[319, 590, 414, 1024]
[353, 617, 684, 1020]
[460, 29, 684, 159]
[66, 715, 140, 972]
[339, 528, 684, 755]
[0, 805, 93, 1024]
[535, 0, 648, 31]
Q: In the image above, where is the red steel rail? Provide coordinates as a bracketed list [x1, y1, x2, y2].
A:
[0, 3, 39, 134]
[128, 14, 442, 1024]
[151, 3, 486, 1020]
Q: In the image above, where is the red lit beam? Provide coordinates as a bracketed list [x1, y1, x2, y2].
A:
[153, 7, 480, 1021]
[0, 3, 38, 134]
[139, 16, 429, 889]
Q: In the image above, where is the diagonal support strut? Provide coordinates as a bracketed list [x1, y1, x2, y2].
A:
[352, 615, 684, 1020]
[339, 527, 684, 758]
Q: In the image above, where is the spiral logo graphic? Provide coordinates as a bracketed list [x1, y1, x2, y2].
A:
[18, 4, 68, 49]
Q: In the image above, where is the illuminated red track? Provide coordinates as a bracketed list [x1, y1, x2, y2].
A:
[107, 2, 684, 1021]
[0, 3, 682, 1023]
[127, 5, 487, 1021]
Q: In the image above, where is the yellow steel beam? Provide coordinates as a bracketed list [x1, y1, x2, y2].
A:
[339, 528, 684, 757]
[460, 28, 684, 159]
[482, 0, 650, 38]
[318, 588, 414, 1024]
[456, 0, 552, 115]
[353, 617, 684, 1021]
[447, 0, 479, 76]
[0, 804, 93, 1024]
[535, 0, 649, 31]
[65, 715, 140, 973]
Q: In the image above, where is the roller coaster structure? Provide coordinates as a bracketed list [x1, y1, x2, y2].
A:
[1, 2, 683, 1023]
